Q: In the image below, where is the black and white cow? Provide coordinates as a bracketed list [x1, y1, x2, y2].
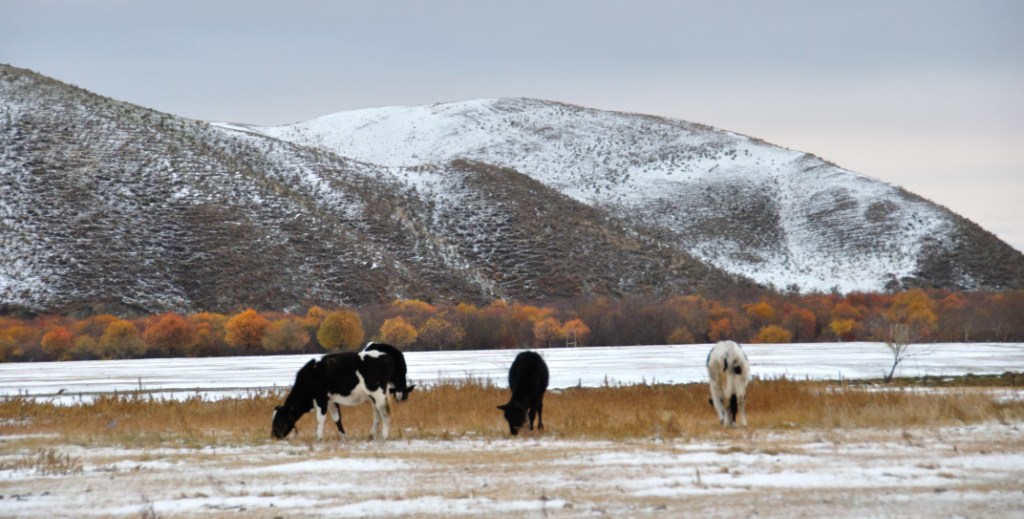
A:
[706, 340, 751, 427]
[363, 342, 416, 401]
[497, 350, 549, 436]
[272, 350, 394, 441]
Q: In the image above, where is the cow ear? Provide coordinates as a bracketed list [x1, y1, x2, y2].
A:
[407, 385, 416, 392]
[497, 404, 508, 411]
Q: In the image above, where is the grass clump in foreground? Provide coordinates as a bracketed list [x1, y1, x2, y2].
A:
[1, 376, 1021, 446]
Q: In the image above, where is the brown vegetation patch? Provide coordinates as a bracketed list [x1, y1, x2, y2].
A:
[2, 378, 1021, 447]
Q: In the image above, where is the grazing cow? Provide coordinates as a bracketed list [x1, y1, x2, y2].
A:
[706, 340, 751, 427]
[498, 351, 549, 435]
[363, 342, 416, 401]
[272, 350, 394, 441]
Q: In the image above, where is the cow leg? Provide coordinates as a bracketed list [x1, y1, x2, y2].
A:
[313, 399, 328, 441]
[379, 395, 390, 441]
[328, 402, 347, 439]
[709, 384, 727, 425]
[536, 398, 544, 431]
[728, 394, 739, 427]
[725, 376, 743, 427]
[737, 394, 748, 427]
[368, 399, 380, 440]
[368, 391, 390, 441]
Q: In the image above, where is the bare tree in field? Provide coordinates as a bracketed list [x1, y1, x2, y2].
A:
[881, 289, 938, 383]
[884, 322, 918, 383]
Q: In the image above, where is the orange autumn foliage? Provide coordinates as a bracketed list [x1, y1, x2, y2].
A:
[143, 313, 197, 356]
[317, 310, 365, 351]
[224, 309, 270, 351]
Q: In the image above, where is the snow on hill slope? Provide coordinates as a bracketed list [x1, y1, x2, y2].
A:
[1, 66, 744, 314]
[236, 98, 1021, 293]
[3, 63, 1022, 316]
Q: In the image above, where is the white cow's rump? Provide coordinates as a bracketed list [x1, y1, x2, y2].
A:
[706, 340, 751, 427]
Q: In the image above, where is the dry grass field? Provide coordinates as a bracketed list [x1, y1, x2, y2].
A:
[2, 378, 1020, 444]
[2, 378, 1024, 517]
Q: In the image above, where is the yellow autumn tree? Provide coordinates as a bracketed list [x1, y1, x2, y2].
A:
[886, 289, 938, 336]
[305, 305, 328, 323]
[143, 313, 197, 356]
[225, 309, 270, 352]
[417, 316, 465, 350]
[377, 316, 418, 348]
[70, 335, 98, 360]
[532, 317, 563, 347]
[752, 324, 793, 344]
[74, 314, 119, 339]
[187, 312, 228, 356]
[881, 289, 939, 382]
[744, 301, 778, 327]
[262, 318, 310, 354]
[561, 318, 591, 346]
[317, 309, 365, 351]
[667, 326, 696, 344]
[389, 299, 437, 327]
[100, 319, 147, 359]
[828, 318, 857, 341]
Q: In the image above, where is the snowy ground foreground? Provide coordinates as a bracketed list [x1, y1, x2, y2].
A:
[2, 423, 1023, 518]
[3, 343, 1024, 518]
[2, 343, 1023, 403]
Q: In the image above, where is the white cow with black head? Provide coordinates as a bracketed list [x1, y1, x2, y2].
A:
[706, 340, 751, 427]
[272, 349, 394, 441]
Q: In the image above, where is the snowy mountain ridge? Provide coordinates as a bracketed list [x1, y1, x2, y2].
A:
[227, 97, 1007, 293]
[2, 64, 1022, 315]
[2, 65, 747, 314]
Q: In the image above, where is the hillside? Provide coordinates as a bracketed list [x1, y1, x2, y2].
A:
[2, 65, 1022, 315]
[238, 98, 1024, 294]
[0, 65, 744, 315]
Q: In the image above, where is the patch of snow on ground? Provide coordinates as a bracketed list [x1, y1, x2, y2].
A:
[2, 424, 1022, 518]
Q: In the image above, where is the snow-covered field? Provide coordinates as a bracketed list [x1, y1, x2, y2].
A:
[2, 342, 1022, 403]
[2, 343, 1023, 518]
[3, 423, 1023, 518]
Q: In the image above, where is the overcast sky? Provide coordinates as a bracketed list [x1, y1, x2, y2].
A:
[2, 1, 1022, 252]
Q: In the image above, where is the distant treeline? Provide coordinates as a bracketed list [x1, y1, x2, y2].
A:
[1, 289, 1022, 362]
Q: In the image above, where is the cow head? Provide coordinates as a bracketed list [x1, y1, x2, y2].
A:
[271, 405, 301, 439]
[391, 383, 416, 402]
[497, 401, 528, 436]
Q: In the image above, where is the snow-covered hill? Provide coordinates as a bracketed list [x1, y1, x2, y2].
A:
[234, 98, 1024, 293]
[1, 66, 742, 314]
[3, 64, 1023, 315]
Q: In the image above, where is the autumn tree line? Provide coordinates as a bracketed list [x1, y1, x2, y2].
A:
[1, 289, 1023, 362]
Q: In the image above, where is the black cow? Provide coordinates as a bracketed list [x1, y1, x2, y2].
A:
[497, 351, 549, 435]
[272, 350, 394, 441]
[363, 342, 416, 401]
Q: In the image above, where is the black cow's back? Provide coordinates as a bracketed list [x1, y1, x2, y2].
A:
[509, 351, 549, 399]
